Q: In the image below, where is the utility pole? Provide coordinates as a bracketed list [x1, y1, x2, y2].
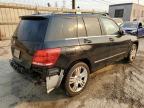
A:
[47, 2, 51, 7]
[63, 0, 66, 8]
[137, 0, 140, 21]
[72, 0, 76, 9]
[55, 1, 58, 7]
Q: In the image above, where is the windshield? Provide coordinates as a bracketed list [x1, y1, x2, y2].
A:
[16, 19, 48, 42]
[121, 22, 138, 29]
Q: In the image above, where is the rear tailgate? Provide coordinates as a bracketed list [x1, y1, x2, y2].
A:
[11, 40, 43, 69]
[11, 15, 49, 68]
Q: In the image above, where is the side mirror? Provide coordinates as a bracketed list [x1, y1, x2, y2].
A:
[138, 23, 143, 29]
[139, 26, 143, 29]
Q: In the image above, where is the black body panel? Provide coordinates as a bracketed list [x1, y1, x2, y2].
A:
[11, 13, 138, 76]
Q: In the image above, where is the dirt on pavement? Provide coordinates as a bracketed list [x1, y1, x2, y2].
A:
[0, 39, 144, 108]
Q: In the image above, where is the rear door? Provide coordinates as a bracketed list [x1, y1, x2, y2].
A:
[100, 17, 130, 64]
[78, 16, 111, 71]
[44, 16, 79, 69]
[11, 17, 49, 68]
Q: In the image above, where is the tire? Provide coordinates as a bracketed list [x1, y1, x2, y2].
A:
[126, 44, 137, 63]
[64, 62, 90, 97]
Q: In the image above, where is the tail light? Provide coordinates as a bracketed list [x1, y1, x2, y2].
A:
[32, 48, 61, 68]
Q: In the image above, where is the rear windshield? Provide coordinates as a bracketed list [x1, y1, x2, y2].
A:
[16, 19, 48, 42]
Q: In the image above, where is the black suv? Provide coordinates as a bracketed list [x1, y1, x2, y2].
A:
[10, 13, 138, 96]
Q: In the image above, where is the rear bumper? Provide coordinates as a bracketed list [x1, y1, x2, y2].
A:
[9, 59, 64, 93]
[10, 59, 61, 76]
[10, 59, 30, 73]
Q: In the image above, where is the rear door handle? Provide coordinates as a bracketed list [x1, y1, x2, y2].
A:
[109, 38, 114, 42]
[84, 39, 92, 43]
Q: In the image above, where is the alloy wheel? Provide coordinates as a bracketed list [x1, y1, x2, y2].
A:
[68, 66, 88, 93]
[130, 44, 137, 62]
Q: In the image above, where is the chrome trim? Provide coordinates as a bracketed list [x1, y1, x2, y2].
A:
[65, 35, 117, 40]
[94, 52, 126, 63]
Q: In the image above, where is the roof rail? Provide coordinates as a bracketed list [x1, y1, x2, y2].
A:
[56, 11, 109, 16]
[36, 11, 109, 17]
[81, 12, 109, 16]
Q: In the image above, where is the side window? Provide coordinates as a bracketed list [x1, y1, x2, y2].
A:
[78, 18, 86, 37]
[46, 17, 77, 41]
[63, 17, 77, 38]
[83, 17, 101, 36]
[101, 18, 119, 35]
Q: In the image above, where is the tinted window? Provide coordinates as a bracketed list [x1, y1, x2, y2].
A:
[46, 17, 77, 41]
[17, 19, 48, 42]
[78, 18, 86, 37]
[83, 17, 101, 36]
[101, 18, 119, 35]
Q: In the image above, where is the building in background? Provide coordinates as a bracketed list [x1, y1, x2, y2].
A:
[109, 3, 144, 22]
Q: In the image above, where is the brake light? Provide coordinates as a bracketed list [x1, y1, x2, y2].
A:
[32, 48, 61, 67]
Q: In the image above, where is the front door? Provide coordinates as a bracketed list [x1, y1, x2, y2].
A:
[100, 17, 130, 64]
[77, 16, 111, 71]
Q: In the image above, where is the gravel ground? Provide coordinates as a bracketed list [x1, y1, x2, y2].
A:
[0, 39, 144, 108]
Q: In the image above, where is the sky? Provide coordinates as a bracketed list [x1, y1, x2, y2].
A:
[0, 0, 144, 12]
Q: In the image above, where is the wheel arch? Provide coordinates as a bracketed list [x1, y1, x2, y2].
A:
[133, 41, 139, 49]
[65, 58, 92, 74]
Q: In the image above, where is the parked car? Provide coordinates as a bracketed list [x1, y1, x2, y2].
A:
[121, 21, 144, 38]
[10, 13, 138, 96]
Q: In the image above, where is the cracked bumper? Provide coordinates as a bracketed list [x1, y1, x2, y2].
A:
[9, 59, 64, 93]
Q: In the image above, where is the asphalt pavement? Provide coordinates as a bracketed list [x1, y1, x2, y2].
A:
[0, 39, 144, 108]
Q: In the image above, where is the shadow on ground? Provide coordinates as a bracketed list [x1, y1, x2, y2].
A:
[9, 57, 144, 108]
